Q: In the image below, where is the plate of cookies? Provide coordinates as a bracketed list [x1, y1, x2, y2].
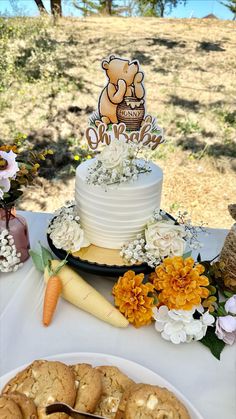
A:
[0, 352, 203, 419]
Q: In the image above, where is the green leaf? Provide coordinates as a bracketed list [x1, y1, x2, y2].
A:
[223, 290, 234, 298]
[47, 259, 53, 276]
[39, 243, 53, 268]
[29, 250, 44, 272]
[147, 291, 158, 305]
[54, 257, 68, 275]
[217, 306, 227, 316]
[183, 250, 192, 259]
[200, 327, 225, 360]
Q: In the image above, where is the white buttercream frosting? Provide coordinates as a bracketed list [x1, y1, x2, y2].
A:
[75, 158, 163, 249]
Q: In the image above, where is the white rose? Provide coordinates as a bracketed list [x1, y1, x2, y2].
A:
[98, 138, 130, 170]
[145, 220, 186, 258]
[50, 220, 90, 252]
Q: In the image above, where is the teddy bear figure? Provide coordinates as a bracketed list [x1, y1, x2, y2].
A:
[97, 55, 145, 126]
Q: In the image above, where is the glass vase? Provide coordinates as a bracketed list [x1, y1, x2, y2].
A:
[0, 207, 30, 263]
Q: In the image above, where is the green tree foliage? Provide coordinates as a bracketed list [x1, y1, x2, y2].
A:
[136, 0, 187, 17]
[221, 0, 236, 19]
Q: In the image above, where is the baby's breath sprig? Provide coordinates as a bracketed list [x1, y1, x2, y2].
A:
[176, 211, 207, 250]
[87, 159, 151, 187]
[0, 229, 23, 272]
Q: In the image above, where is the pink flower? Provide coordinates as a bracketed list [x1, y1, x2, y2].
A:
[0, 178, 10, 200]
[216, 315, 236, 345]
[225, 295, 236, 315]
[0, 150, 19, 179]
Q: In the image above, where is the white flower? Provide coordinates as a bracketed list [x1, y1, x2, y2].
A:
[49, 219, 90, 252]
[0, 150, 19, 179]
[0, 178, 10, 199]
[153, 305, 214, 344]
[153, 305, 170, 330]
[145, 219, 186, 258]
[225, 295, 236, 315]
[215, 315, 236, 345]
[201, 309, 215, 326]
[98, 138, 130, 170]
[168, 308, 195, 322]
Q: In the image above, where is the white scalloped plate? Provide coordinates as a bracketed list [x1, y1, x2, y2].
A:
[0, 352, 203, 419]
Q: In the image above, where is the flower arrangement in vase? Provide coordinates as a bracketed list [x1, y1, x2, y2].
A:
[0, 137, 52, 272]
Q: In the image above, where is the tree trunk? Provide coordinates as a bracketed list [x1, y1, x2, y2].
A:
[50, 0, 62, 16]
[160, 2, 165, 17]
[103, 0, 112, 14]
[34, 0, 48, 14]
[108, 0, 112, 14]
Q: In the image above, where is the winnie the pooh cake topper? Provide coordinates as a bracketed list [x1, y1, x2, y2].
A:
[85, 55, 164, 150]
[97, 55, 145, 127]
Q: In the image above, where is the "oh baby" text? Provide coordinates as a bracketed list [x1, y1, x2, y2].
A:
[85, 122, 164, 151]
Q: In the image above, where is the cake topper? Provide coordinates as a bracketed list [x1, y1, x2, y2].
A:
[85, 55, 164, 150]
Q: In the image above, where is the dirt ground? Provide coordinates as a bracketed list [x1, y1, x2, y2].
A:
[1, 16, 236, 228]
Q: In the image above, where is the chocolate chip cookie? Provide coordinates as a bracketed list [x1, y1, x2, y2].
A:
[70, 363, 102, 413]
[0, 395, 23, 418]
[115, 383, 144, 419]
[94, 366, 134, 419]
[124, 384, 190, 419]
[2, 360, 76, 419]
[6, 392, 38, 419]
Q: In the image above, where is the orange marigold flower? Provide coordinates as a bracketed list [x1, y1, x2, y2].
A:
[0, 145, 18, 153]
[112, 270, 155, 328]
[152, 256, 209, 310]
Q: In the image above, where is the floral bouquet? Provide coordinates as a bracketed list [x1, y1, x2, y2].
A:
[112, 256, 236, 359]
[0, 136, 52, 272]
[87, 137, 151, 186]
[0, 138, 52, 209]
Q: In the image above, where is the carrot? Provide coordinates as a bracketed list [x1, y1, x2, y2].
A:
[43, 274, 62, 326]
[44, 260, 129, 328]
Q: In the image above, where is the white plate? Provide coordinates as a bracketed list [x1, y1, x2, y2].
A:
[0, 352, 203, 419]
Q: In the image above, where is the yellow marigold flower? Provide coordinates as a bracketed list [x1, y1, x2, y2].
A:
[152, 256, 209, 310]
[112, 270, 155, 328]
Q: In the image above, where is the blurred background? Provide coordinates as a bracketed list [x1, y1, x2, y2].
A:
[0, 0, 235, 227]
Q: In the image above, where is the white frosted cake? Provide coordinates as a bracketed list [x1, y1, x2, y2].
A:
[75, 158, 163, 249]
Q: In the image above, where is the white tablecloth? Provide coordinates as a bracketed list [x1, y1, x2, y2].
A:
[0, 211, 235, 419]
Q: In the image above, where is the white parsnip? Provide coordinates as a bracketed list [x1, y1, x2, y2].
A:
[44, 260, 128, 328]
